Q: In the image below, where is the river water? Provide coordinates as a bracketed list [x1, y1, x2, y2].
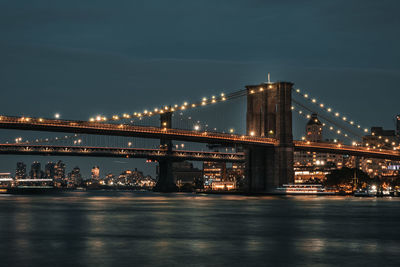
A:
[0, 191, 399, 266]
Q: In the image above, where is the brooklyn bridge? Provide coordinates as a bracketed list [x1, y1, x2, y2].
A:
[0, 81, 398, 192]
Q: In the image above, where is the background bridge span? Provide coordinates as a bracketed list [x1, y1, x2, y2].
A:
[0, 144, 245, 163]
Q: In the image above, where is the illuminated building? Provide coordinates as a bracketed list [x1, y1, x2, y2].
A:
[361, 126, 400, 177]
[294, 114, 344, 182]
[30, 161, 43, 179]
[54, 160, 66, 180]
[117, 168, 146, 186]
[172, 161, 202, 187]
[44, 162, 56, 179]
[91, 165, 100, 179]
[67, 166, 82, 186]
[306, 113, 323, 142]
[226, 163, 245, 188]
[138, 176, 156, 188]
[203, 161, 226, 187]
[15, 162, 26, 179]
[0, 173, 13, 188]
[211, 181, 236, 190]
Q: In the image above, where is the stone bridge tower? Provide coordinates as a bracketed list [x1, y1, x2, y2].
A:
[246, 81, 294, 192]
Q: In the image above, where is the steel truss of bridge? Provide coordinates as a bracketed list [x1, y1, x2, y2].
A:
[0, 144, 245, 162]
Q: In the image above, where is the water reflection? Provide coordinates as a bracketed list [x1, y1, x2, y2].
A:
[0, 193, 399, 266]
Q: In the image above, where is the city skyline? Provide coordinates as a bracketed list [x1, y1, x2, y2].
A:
[5, 158, 154, 179]
[1, 0, 400, 175]
[1, 2, 400, 266]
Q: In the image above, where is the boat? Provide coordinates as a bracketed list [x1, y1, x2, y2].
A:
[275, 184, 335, 195]
[1, 178, 59, 194]
[354, 185, 377, 197]
[354, 188, 374, 197]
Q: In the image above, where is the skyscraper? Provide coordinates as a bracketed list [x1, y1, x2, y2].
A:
[45, 162, 56, 179]
[15, 162, 26, 179]
[30, 161, 42, 179]
[68, 166, 82, 186]
[54, 160, 66, 180]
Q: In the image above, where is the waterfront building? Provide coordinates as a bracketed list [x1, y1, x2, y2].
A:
[203, 161, 226, 187]
[172, 161, 202, 188]
[67, 166, 82, 186]
[0, 173, 13, 188]
[138, 176, 156, 188]
[226, 163, 245, 189]
[91, 165, 100, 180]
[118, 168, 145, 186]
[294, 113, 344, 183]
[226, 163, 245, 181]
[104, 173, 115, 185]
[211, 181, 236, 190]
[361, 126, 400, 177]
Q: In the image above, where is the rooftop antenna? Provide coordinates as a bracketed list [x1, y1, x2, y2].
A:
[267, 72, 271, 83]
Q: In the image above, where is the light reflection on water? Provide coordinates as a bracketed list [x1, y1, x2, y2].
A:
[0, 191, 400, 266]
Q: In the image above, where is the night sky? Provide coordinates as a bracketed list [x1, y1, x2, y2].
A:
[0, 0, 399, 177]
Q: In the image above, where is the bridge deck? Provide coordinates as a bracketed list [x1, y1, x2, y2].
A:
[0, 115, 277, 146]
[0, 144, 245, 162]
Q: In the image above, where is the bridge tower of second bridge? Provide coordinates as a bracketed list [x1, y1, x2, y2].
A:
[246, 81, 294, 192]
[153, 111, 178, 192]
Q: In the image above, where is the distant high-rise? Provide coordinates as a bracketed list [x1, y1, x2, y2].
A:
[54, 160, 66, 180]
[15, 162, 26, 179]
[306, 113, 323, 142]
[30, 161, 42, 179]
[396, 115, 400, 136]
[68, 166, 82, 185]
[91, 166, 100, 179]
[45, 162, 56, 179]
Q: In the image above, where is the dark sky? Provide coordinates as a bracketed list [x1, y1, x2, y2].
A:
[0, 0, 399, 177]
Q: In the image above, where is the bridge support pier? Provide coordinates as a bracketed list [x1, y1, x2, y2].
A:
[154, 111, 178, 192]
[154, 159, 177, 192]
[246, 81, 294, 193]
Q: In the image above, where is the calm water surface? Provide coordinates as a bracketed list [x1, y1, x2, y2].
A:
[0, 191, 399, 267]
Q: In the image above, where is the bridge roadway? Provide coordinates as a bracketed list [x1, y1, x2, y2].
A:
[0, 144, 245, 162]
[0, 115, 400, 160]
[294, 141, 400, 160]
[0, 115, 277, 146]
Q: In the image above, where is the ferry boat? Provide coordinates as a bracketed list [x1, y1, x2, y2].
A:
[354, 185, 377, 197]
[1, 178, 58, 194]
[276, 184, 334, 195]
